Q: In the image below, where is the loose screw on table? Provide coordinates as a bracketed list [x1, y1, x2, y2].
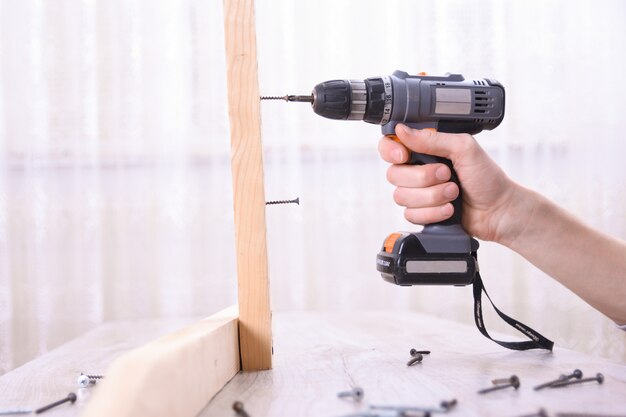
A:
[478, 375, 520, 394]
[370, 398, 457, 415]
[549, 373, 604, 388]
[534, 369, 583, 391]
[34, 393, 77, 414]
[407, 348, 430, 366]
[265, 197, 299, 206]
[0, 410, 32, 415]
[337, 386, 364, 402]
[440, 399, 458, 411]
[77, 373, 105, 388]
[232, 401, 250, 417]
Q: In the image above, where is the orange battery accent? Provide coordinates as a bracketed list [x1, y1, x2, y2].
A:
[384, 232, 402, 253]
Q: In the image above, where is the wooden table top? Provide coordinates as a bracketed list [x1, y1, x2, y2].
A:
[1, 312, 625, 416]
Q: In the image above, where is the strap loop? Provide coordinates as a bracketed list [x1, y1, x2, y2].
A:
[472, 252, 554, 351]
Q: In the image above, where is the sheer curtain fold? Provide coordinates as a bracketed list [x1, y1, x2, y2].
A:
[0, 0, 236, 373]
[1, 0, 625, 374]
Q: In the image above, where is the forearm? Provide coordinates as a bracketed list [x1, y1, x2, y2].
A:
[497, 184, 626, 324]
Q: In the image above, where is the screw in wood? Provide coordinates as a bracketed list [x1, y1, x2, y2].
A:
[265, 197, 299, 206]
[549, 372, 603, 388]
[478, 375, 520, 394]
[407, 348, 428, 366]
[232, 401, 250, 417]
[260, 95, 314, 103]
[337, 386, 364, 402]
[34, 392, 77, 414]
[77, 373, 105, 388]
[533, 369, 583, 391]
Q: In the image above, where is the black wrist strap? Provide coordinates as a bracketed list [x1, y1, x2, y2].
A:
[472, 252, 554, 351]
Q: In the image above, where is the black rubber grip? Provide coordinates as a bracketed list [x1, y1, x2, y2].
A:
[406, 152, 462, 227]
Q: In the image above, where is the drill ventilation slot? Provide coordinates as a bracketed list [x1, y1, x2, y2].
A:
[473, 90, 494, 114]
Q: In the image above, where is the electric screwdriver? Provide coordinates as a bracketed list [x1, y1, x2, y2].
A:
[262, 70, 555, 351]
[262, 70, 505, 287]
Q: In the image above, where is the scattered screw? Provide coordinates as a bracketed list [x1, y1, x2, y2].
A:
[232, 401, 250, 417]
[265, 197, 299, 206]
[370, 398, 457, 415]
[77, 373, 105, 388]
[534, 369, 583, 391]
[34, 392, 77, 414]
[407, 348, 429, 366]
[440, 399, 457, 411]
[549, 373, 604, 388]
[337, 386, 364, 402]
[0, 410, 32, 415]
[478, 375, 520, 394]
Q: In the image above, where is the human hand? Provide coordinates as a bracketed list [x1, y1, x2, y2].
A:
[378, 124, 519, 243]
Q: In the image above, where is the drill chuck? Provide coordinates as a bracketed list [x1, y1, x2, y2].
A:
[312, 78, 391, 123]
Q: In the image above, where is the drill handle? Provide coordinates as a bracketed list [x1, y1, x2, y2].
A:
[406, 151, 462, 227]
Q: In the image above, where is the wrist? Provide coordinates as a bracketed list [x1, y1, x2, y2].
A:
[492, 182, 545, 250]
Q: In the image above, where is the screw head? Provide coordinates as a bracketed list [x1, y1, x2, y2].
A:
[597, 373, 604, 384]
[232, 401, 245, 412]
[67, 393, 77, 404]
[407, 353, 423, 366]
[510, 375, 520, 389]
[77, 374, 91, 388]
[572, 369, 583, 379]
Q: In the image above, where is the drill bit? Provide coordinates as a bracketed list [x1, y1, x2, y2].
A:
[260, 95, 313, 103]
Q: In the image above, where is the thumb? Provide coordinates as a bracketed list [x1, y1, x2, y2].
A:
[394, 124, 472, 160]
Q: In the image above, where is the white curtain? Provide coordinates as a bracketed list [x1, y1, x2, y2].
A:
[1, 0, 625, 374]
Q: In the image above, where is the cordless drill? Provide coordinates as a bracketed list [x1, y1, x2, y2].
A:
[262, 70, 505, 287]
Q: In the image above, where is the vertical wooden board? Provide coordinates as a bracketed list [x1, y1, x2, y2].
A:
[222, 0, 272, 371]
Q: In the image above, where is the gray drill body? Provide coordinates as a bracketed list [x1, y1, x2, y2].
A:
[311, 70, 505, 135]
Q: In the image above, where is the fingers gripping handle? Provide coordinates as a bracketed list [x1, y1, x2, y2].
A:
[387, 134, 463, 227]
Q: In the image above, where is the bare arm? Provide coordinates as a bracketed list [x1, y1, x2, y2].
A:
[500, 185, 626, 323]
[379, 124, 626, 324]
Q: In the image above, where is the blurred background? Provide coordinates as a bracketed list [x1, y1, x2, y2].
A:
[1, 0, 625, 374]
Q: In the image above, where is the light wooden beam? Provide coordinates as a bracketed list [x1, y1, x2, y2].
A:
[223, 0, 273, 371]
[80, 306, 240, 417]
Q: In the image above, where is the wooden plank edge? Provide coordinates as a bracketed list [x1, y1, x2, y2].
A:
[80, 305, 240, 417]
[223, 0, 273, 371]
